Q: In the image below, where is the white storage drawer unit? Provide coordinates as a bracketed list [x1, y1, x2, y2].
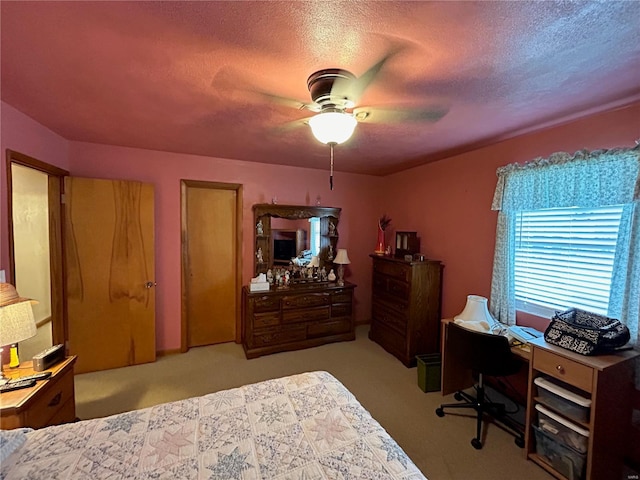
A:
[535, 404, 589, 453]
[534, 376, 591, 423]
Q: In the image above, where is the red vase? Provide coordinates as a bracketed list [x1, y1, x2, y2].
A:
[375, 226, 385, 254]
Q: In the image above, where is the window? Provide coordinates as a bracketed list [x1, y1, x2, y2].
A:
[490, 146, 639, 335]
[514, 205, 624, 317]
[309, 217, 320, 256]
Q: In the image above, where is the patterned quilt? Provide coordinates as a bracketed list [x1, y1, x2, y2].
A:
[1, 371, 427, 479]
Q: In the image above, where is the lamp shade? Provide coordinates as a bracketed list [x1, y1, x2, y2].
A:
[0, 282, 36, 307]
[454, 295, 494, 323]
[0, 300, 37, 346]
[308, 112, 357, 145]
[307, 256, 320, 268]
[334, 249, 351, 265]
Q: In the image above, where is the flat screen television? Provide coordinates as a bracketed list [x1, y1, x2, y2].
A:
[273, 239, 296, 263]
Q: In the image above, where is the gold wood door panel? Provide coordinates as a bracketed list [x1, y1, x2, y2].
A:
[185, 186, 237, 347]
[65, 177, 155, 373]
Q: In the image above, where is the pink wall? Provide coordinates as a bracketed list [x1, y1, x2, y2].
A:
[3, 100, 639, 352]
[0, 101, 70, 280]
[383, 102, 640, 328]
[67, 142, 384, 351]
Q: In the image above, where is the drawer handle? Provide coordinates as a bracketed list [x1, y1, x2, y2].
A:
[48, 392, 62, 407]
[556, 365, 565, 374]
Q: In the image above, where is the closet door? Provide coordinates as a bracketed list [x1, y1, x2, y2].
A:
[65, 177, 156, 373]
[182, 181, 240, 349]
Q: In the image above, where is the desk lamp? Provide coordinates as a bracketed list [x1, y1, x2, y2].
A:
[454, 294, 503, 334]
[334, 249, 351, 287]
[0, 283, 37, 379]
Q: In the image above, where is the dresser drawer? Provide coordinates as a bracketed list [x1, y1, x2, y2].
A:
[373, 296, 409, 316]
[386, 278, 410, 300]
[308, 318, 352, 337]
[282, 293, 330, 309]
[373, 274, 410, 301]
[372, 300, 407, 335]
[24, 371, 75, 429]
[373, 260, 410, 282]
[252, 295, 281, 313]
[370, 322, 406, 357]
[332, 290, 353, 304]
[282, 306, 330, 324]
[46, 398, 76, 427]
[533, 348, 594, 393]
[253, 312, 280, 329]
[248, 325, 306, 348]
[331, 303, 352, 318]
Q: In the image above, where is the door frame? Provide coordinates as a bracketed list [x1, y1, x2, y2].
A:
[180, 180, 243, 353]
[6, 149, 68, 345]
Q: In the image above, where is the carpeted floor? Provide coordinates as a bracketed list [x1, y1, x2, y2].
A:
[74, 325, 551, 480]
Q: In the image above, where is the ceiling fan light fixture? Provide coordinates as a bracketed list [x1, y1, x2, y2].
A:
[308, 111, 357, 145]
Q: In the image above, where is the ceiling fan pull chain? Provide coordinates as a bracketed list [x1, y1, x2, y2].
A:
[330, 143, 335, 190]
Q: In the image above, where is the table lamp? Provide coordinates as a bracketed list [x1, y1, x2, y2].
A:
[334, 249, 351, 287]
[307, 255, 320, 279]
[0, 283, 37, 379]
[453, 294, 502, 334]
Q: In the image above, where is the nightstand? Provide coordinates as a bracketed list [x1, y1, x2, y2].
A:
[0, 356, 77, 430]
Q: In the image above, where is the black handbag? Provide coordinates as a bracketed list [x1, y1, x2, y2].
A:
[544, 308, 630, 355]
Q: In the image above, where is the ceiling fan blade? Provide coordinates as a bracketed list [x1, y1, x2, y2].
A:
[211, 67, 319, 112]
[331, 47, 402, 104]
[252, 90, 320, 112]
[272, 116, 312, 133]
[353, 105, 449, 124]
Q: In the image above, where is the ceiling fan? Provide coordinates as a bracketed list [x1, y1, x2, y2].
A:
[221, 50, 449, 189]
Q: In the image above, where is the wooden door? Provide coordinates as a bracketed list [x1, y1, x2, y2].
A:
[65, 177, 155, 373]
[182, 182, 240, 348]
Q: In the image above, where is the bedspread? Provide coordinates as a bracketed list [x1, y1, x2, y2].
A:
[0, 371, 427, 479]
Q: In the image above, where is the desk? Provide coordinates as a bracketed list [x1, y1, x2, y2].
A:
[440, 318, 529, 396]
[440, 319, 639, 480]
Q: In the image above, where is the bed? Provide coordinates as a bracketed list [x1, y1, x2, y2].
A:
[0, 371, 426, 479]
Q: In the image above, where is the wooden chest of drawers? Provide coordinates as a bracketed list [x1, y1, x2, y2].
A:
[0, 356, 77, 430]
[242, 282, 356, 358]
[369, 255, 442, 366]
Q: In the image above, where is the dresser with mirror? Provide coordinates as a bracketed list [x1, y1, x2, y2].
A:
[242, 204, 355, 358]
[253, 203, 341, 276]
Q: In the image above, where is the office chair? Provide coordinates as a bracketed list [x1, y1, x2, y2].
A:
[435, 322, 525, 450]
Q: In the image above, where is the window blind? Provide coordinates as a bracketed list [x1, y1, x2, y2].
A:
[514, 205, 624, 317]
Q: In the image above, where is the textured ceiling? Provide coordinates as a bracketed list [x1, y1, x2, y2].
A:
[2, 1, 639, 176]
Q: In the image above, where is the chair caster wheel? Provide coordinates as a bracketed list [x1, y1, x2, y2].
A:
[471, 438, 483, 450]
[435, 408, 444, 417]
[515, 437, 525, 448]
[454, 392, 463, 401]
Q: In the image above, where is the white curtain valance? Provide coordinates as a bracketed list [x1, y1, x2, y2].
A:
[491, 146, 640, 212]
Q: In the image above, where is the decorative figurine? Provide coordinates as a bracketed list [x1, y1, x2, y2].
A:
[256, 220, 264, 236]
[327, 245, 334, 261]
[328, 221, 336, 236]
[256, 247, 264, 264]
[320, 267, 327, 281]
[328, 269, 336, 282]
[267, 269, 274, 284]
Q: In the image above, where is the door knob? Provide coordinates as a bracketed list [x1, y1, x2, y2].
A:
[145, 281, 157, 289]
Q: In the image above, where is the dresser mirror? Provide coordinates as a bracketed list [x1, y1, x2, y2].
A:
[253, 204, 340, 275]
